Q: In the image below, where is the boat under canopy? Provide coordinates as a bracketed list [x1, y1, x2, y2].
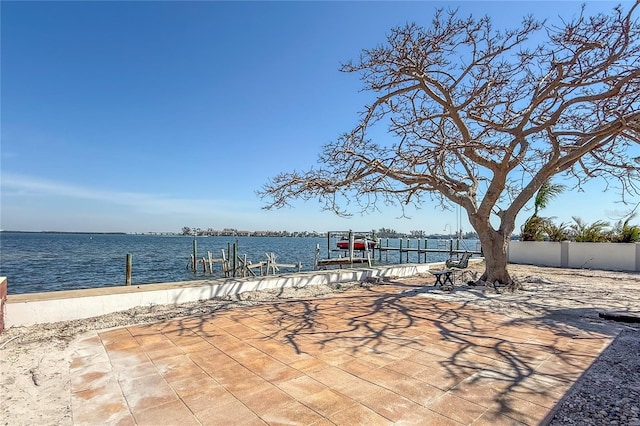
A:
[336, 238, 376, 251]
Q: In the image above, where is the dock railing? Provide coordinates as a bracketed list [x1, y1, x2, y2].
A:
[376, 237, 481, 264]
[317, 231, 482, 269]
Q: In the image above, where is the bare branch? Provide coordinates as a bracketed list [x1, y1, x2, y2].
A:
[260, 4, 640, 281]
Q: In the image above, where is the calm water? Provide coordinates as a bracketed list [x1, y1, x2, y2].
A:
[0, 232, 479, 294]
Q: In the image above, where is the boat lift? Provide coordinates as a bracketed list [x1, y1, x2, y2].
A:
[315, 230, 375, 270]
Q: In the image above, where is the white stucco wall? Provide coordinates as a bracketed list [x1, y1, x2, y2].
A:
[508, 241, 562, 267]
[566, 242, 637, 270]
[508, 241, 639, 272]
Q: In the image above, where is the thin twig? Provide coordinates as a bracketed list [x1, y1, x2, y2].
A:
[0, 335, 20, 350]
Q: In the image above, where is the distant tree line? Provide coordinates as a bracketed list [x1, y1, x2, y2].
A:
[180, 226, 479, 239]
[376, 228, 478, 239]
[181, 227, 328, 237]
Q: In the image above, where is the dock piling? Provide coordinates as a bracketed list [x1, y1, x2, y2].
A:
[192, 238, 197, 271]
[232, 243, 237, 277]
[125, 254, 132, 285]
[349, 231, 355, 268]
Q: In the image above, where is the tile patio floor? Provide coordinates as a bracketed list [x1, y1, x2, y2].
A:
[69, 281, 613, 425]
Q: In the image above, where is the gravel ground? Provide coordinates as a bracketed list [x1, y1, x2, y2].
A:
[1, 264, 639, 425]
[547, 327, 640, 426]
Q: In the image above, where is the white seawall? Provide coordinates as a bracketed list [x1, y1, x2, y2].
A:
[4, 263, 435, 328]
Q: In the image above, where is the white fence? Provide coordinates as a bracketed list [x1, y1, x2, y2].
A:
[508, 241, 640, 272]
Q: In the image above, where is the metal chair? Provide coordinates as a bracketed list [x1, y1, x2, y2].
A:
[445, 251, 472, 269]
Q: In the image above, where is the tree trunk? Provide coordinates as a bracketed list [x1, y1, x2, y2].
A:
[476, 228, 512, 285]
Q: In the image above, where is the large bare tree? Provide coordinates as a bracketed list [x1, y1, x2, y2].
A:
[260, 4, 640, 284]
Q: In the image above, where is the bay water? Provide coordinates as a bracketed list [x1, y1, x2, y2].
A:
[0, 232, 478, 295]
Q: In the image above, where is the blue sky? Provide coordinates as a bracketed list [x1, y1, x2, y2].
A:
[2, 1, 637, 234]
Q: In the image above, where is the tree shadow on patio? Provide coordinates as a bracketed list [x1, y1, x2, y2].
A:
[254, 280, 624, 423]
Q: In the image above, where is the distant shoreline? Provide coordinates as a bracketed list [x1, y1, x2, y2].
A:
[1, 230, 480, 239]
[0, 230, 128, 235]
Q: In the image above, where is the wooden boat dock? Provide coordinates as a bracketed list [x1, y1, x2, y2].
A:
[315, 231, 482, 270]
[315, 257, 372, 268]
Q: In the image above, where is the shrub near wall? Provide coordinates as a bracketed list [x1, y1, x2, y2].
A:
[508, 241, 640, 272]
